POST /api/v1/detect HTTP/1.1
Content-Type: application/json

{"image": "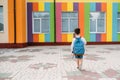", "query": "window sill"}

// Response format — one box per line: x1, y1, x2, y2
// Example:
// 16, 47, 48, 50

0, 31, 4, 33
